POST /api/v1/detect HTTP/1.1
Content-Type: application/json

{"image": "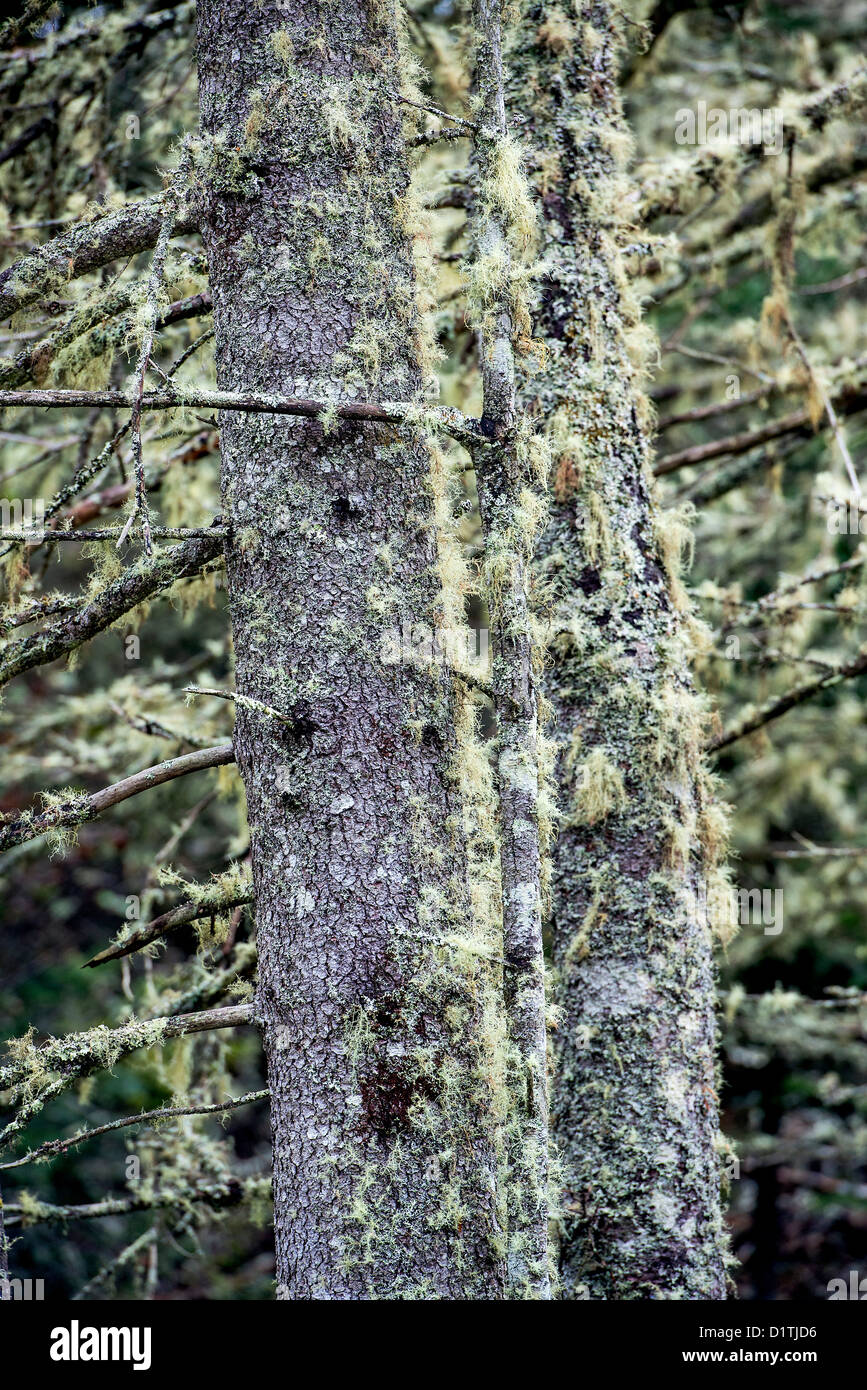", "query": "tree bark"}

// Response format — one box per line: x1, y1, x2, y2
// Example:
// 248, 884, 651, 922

510, 2, 728, 1298
197, 0, 505, 1299
469, 0, 550, 1298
